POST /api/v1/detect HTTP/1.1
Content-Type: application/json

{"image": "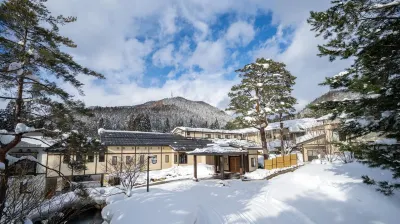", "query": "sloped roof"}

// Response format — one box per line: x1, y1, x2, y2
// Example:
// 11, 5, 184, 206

99, 130, 211, 151
295, 131, 325, 145
187, 143, 248, 155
